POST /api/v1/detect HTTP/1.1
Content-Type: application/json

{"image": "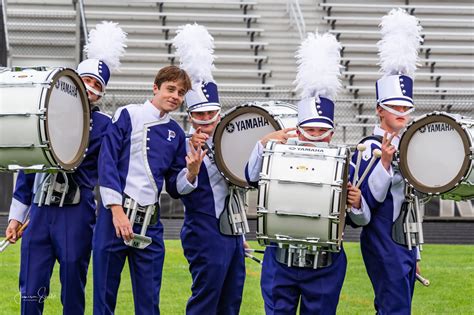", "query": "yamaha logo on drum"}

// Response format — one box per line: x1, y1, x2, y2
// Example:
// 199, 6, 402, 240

419, 123, 454, 133
295, 147, 324, 153
229, 117, 270, 133
55, 79, 78, 98
225, 123, 235, 133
